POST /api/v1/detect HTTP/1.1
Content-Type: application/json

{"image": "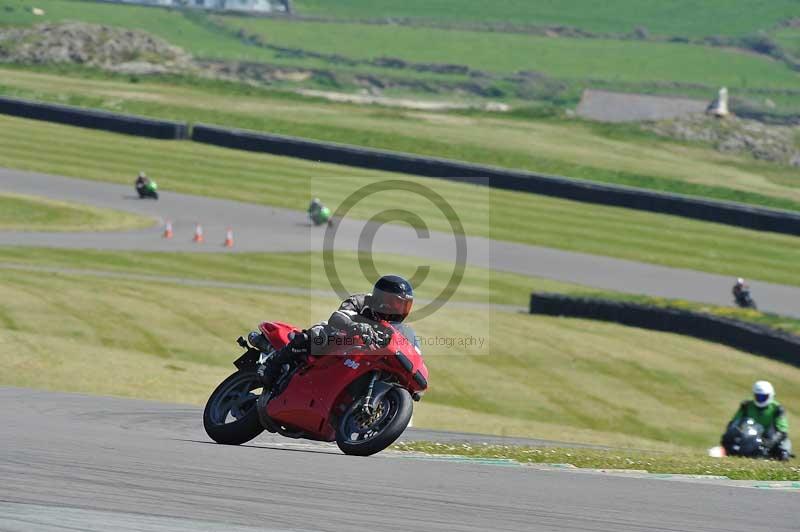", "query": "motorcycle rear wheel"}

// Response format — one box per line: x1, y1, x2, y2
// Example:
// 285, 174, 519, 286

203, 370, 264, 445
336, 387, 413, 456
